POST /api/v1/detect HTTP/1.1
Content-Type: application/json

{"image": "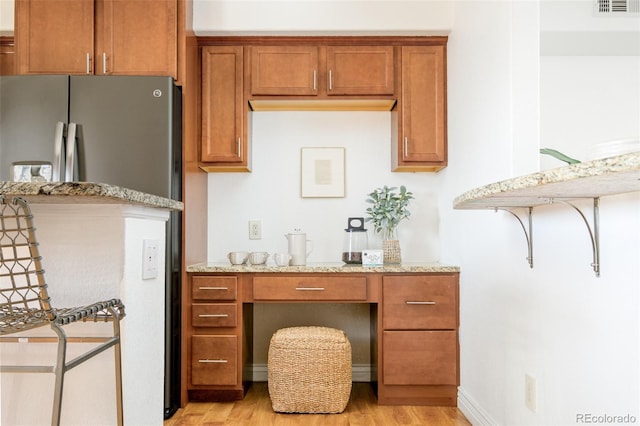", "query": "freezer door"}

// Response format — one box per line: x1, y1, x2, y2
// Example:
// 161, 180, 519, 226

68, 76, 178, 198
0, 75, 69, 181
